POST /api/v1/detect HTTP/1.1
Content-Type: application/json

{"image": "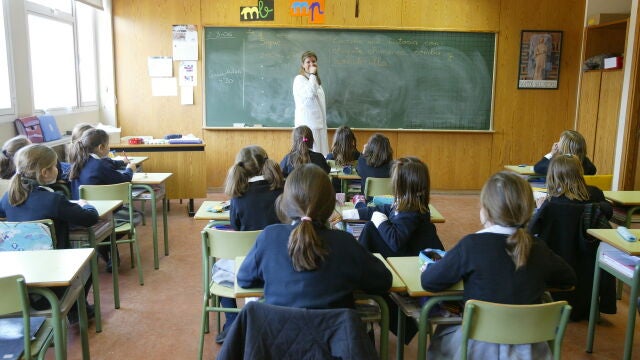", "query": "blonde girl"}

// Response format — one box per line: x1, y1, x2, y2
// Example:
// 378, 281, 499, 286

534, 130, 596, 175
